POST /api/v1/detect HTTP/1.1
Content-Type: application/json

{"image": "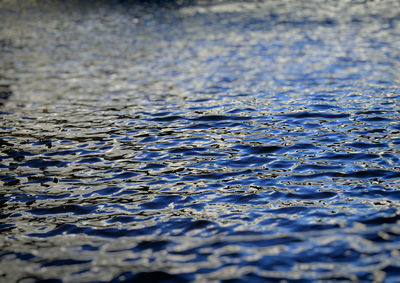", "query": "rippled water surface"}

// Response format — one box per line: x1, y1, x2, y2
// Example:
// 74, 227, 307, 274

1, 0, 400, 281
